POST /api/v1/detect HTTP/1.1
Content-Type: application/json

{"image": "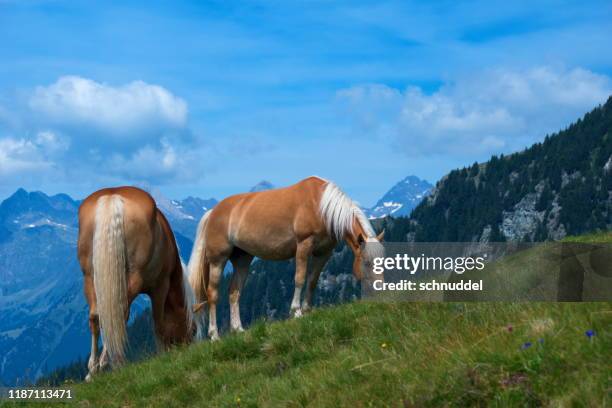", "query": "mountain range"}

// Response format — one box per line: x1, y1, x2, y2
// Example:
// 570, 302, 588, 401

365, 176, 432, 219
407, 96, 612, 242
249, 180, 275, 192
150, 192, 217, 252
0, 190, 87, 385
0, 176, 427, 385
